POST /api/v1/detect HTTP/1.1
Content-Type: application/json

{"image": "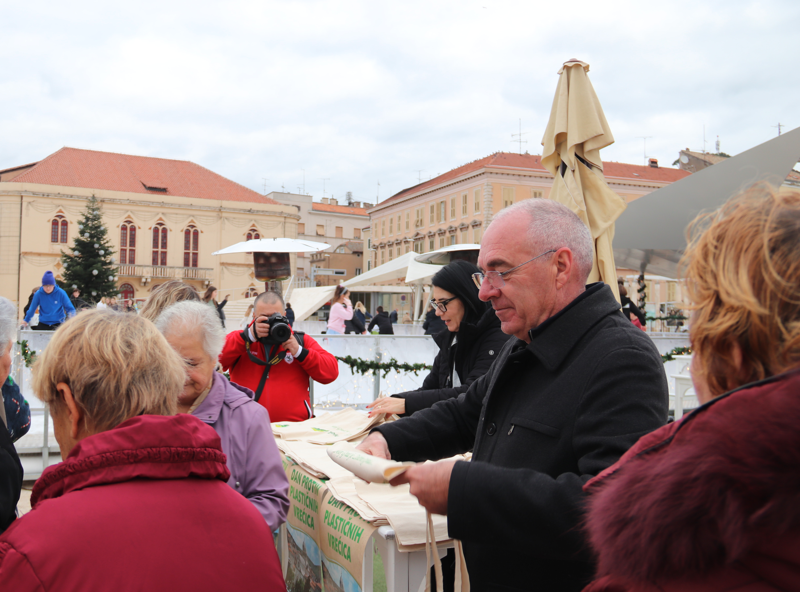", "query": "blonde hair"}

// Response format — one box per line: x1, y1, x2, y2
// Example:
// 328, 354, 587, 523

139, 280, 200, 322
31, 309, 183, 434
681, 184, 800, 398
355, 301, 366, 314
